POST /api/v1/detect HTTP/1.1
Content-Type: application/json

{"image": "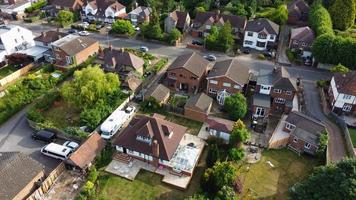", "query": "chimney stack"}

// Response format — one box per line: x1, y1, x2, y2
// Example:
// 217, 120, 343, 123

152, 140, 159, 167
